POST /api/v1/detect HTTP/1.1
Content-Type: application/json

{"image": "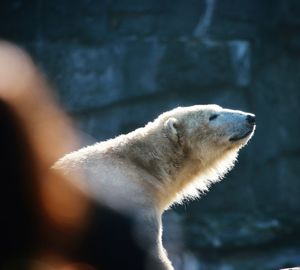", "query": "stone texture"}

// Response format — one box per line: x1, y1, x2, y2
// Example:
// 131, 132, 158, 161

208, 0, 280, 40
157, 40, 234, 91
109, 0, 205, 37
40, 0, 108, 42
0, 0, 39, 42
34, 38, 166, 111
